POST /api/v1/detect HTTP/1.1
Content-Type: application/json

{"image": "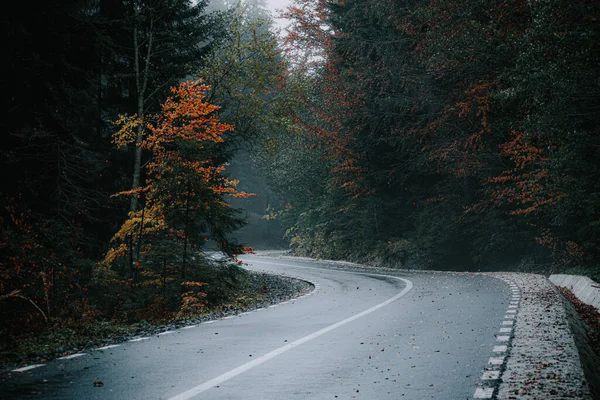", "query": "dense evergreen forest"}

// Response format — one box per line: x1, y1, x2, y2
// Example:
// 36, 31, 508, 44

1, 0, 599, 354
